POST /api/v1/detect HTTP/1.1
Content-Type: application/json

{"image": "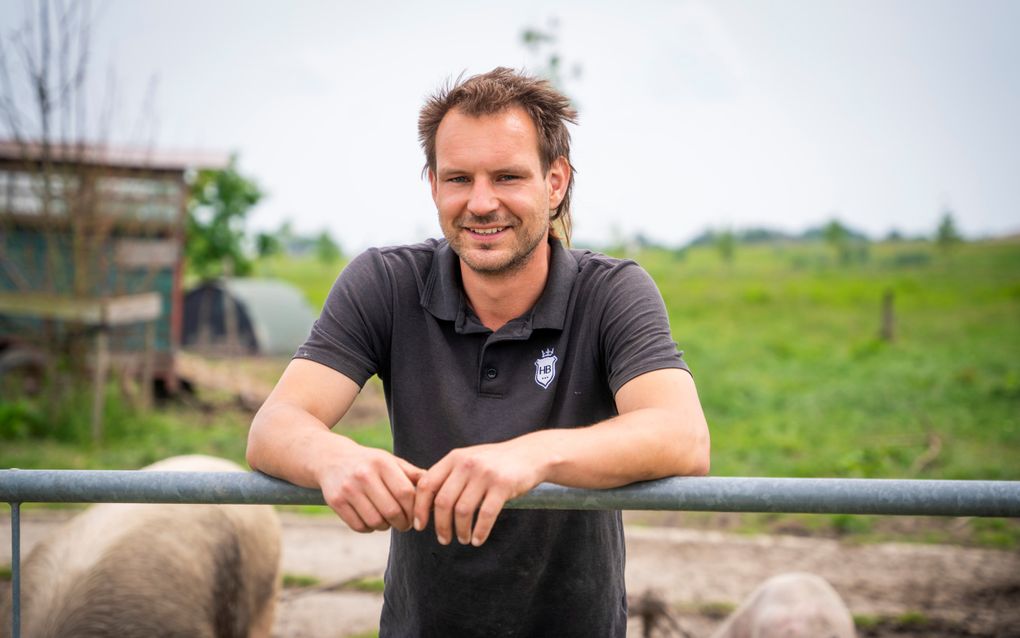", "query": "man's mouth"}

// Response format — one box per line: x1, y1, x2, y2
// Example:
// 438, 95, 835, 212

467, 227, 507, 236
